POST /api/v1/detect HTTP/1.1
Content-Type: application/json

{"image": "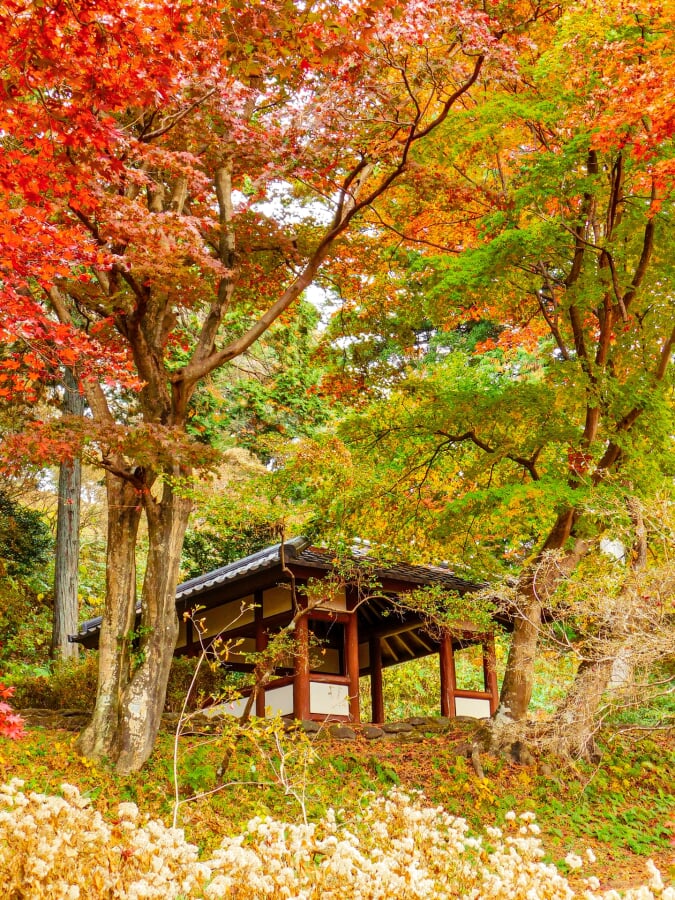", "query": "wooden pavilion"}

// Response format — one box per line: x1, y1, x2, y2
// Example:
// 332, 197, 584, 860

73, 537, 505, 723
